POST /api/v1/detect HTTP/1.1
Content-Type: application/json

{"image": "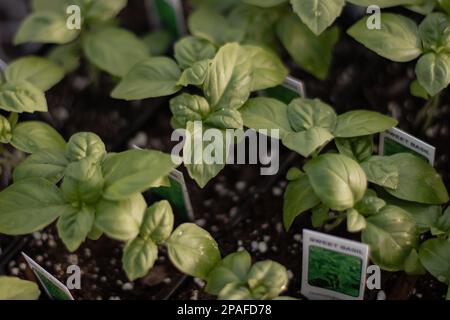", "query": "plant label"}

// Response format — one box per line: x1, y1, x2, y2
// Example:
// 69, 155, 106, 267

301, 229, 369, 300
379, 127, 435, 165
151, 0, 186, 37
22, 252, 74, 300
263, 75, 306, 103
151, 169, 195, 222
